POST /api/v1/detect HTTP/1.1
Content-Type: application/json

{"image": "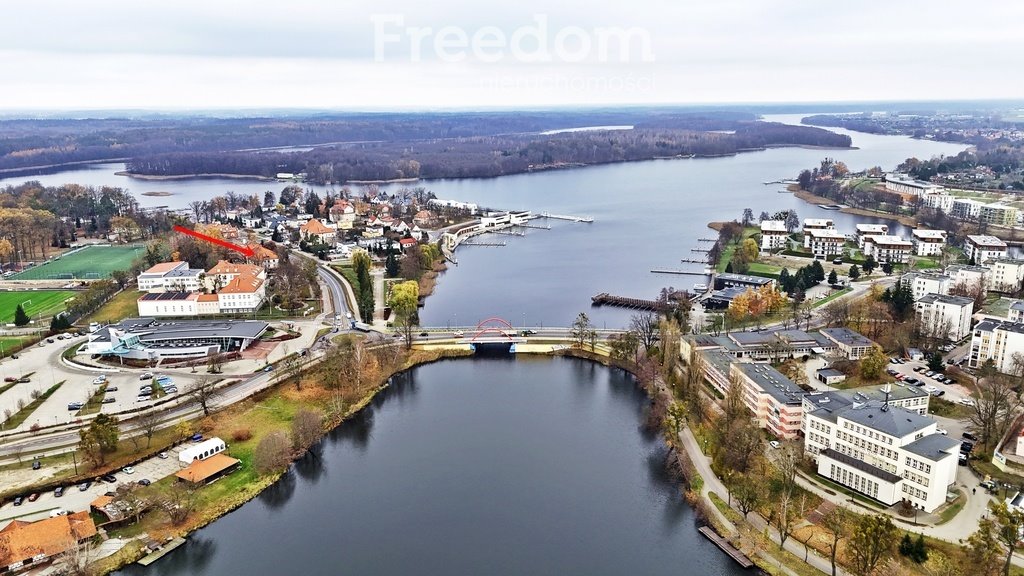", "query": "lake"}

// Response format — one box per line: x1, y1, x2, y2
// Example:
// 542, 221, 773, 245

115, 356, 746, 576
